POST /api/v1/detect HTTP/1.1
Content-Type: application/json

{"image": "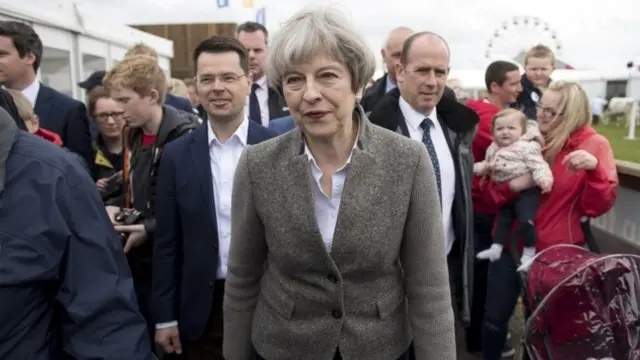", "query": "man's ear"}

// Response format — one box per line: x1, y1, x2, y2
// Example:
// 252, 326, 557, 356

395, 62, 405, 83
149, 89, 162, 105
